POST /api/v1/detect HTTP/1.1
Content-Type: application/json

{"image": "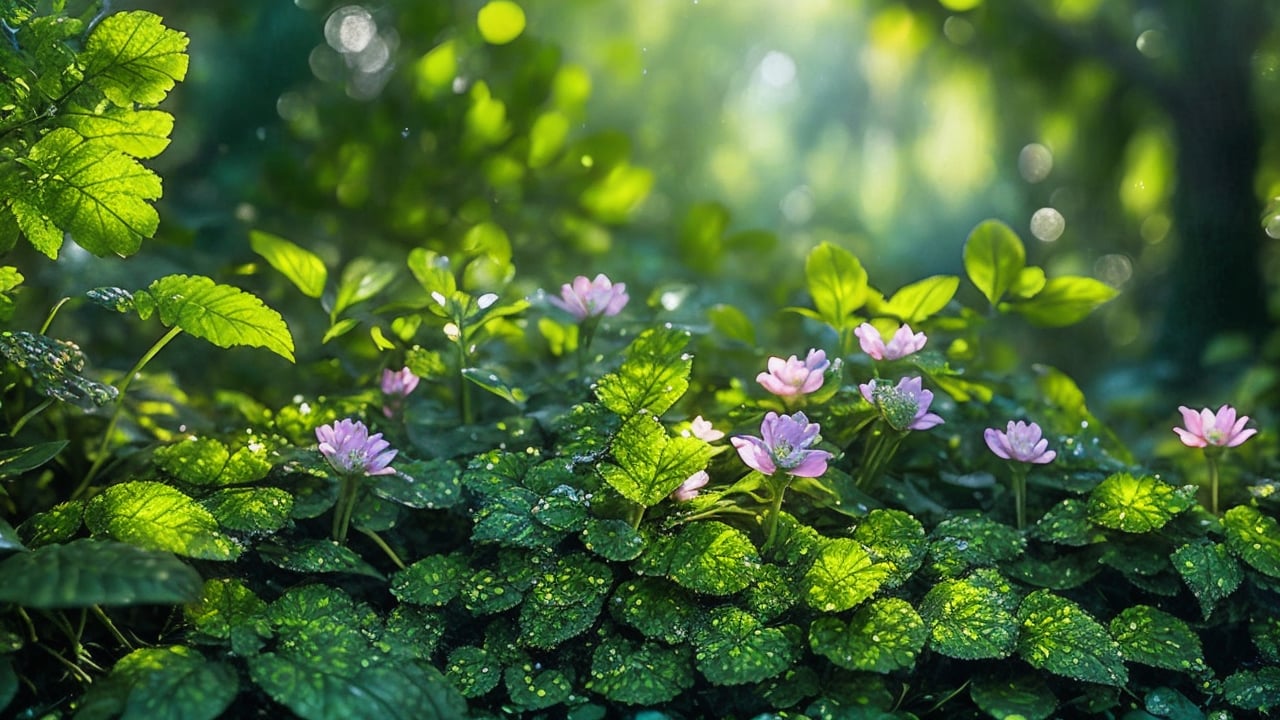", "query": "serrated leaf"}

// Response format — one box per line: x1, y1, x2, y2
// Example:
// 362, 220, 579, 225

1110, 605, 1208, 675
250, 230, 327, 298
964, 220, 1025, 307
472, 486, 562, 549
445, 646, 499, 698
0, 538, 200, 608
1224, 505, 1280, 579
0, 330, 119, 408
1223, 667, 1280, 714
0, 440, 67, 480
111, 646, 238, 720
81, 11, 189, 106
610, 578, 698, 644
1007, 550, 1103, 590
1087, 473, 1194, 532
201, 487, 293, 534
1015, 590, 1128, 687
87, 286, 137, 312
927, 514, 1026, 577
853, 508, 926, 588
85, 481, 240, 560
258, 538, 383, 579
806, 241, 868, 327
135, 275, 294, 361
459, 567, 524, 615
595, 327, 692, 416
600, 414, 710, 507
504, 662, 573, 711
694, 607, 800, 685
9, 195, 63, 257
519, 554, 610, 649
970, 673, 1057, 720
803, 537, 891, 612
1032, 499, 1106, 546
809, 597, 927, 673
919, 577, 1018, 660
882, 275, 959, 323
392, 553, 468, 607
588, 635, 693, 706
1253, 616, 1280, 664
643, 521, 760, 596
184, 578, 266, 640
382, 606, 445, 661
374, 459, 463, 509
56, 106, 174, 158
581, 518, 646, 561
1012, 275, 1119, 327
16, 501, 83, 547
